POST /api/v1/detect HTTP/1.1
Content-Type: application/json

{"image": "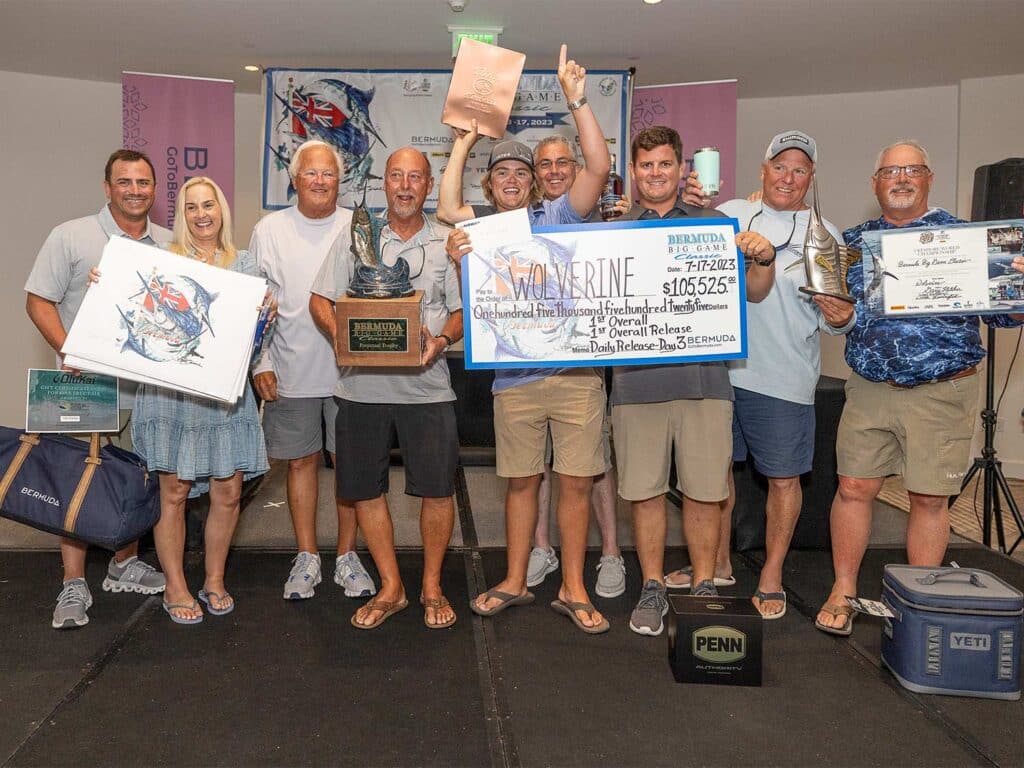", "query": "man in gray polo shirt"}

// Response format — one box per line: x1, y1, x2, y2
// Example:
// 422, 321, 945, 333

612, 127, 776, 637
310, 147, 463, 630
25, 148, 169, 629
